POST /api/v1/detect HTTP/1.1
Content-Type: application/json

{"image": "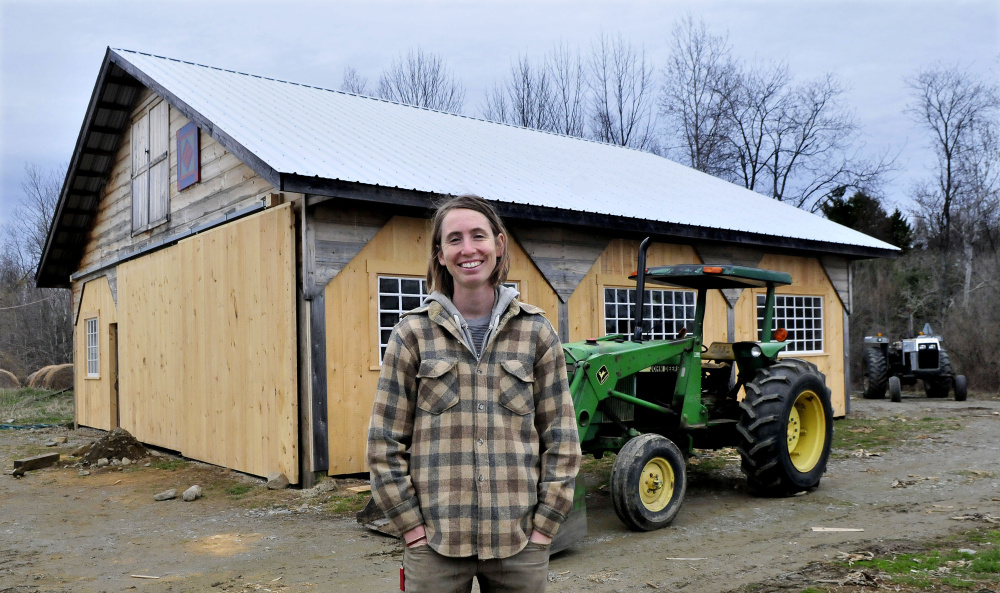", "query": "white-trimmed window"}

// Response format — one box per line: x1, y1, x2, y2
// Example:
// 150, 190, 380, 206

85, 317, 99, 377
604, 287, 696, 340
131, 100, 170, 232
376, 276, 519, 361
757, 294, 823, 353
378, 276, 430, 360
